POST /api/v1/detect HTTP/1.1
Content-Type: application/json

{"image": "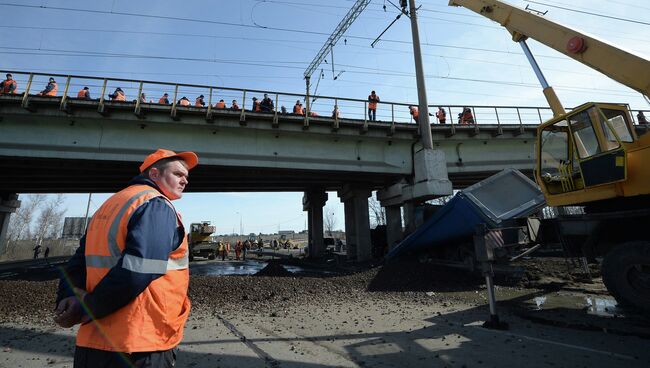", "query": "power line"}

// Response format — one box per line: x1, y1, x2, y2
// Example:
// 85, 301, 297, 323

526, 0, 650, 26
0, 2, 565, 59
